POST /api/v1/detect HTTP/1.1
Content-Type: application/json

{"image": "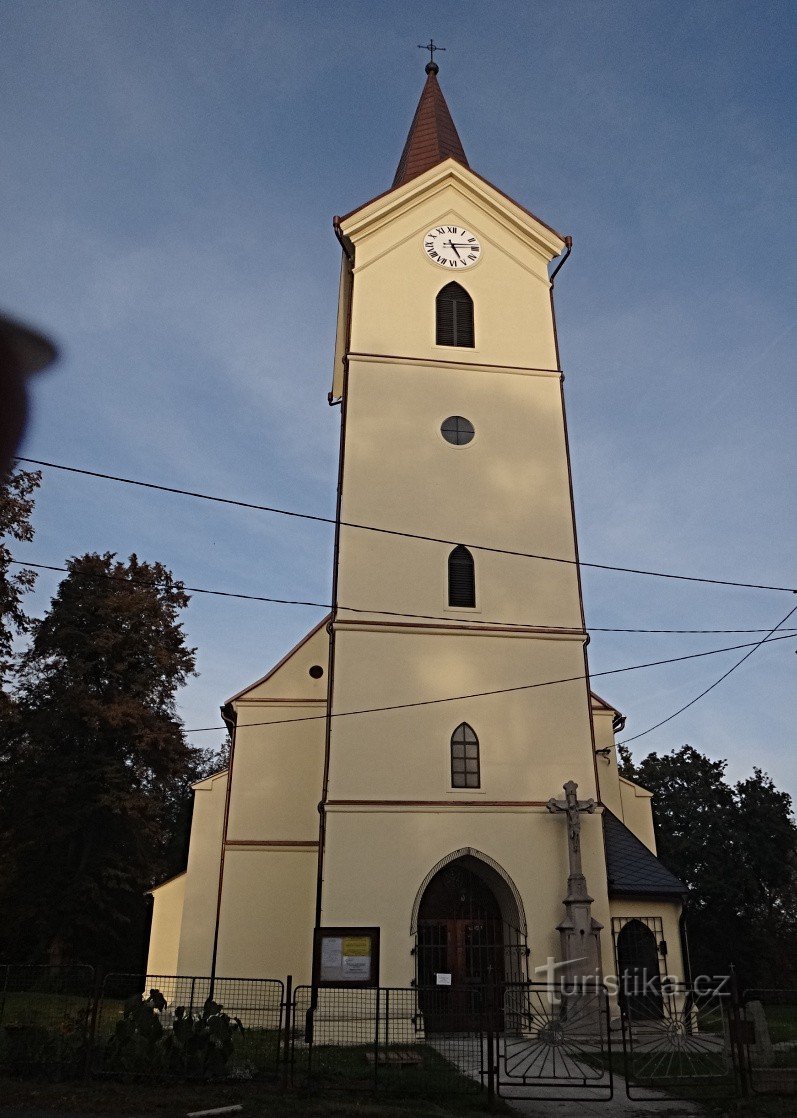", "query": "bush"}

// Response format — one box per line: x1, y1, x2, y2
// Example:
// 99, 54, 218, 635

104, 988, 243, 1078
